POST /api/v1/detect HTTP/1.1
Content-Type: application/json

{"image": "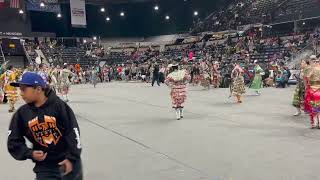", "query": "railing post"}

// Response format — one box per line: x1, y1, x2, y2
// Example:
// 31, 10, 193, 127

0, 42, 6, 63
